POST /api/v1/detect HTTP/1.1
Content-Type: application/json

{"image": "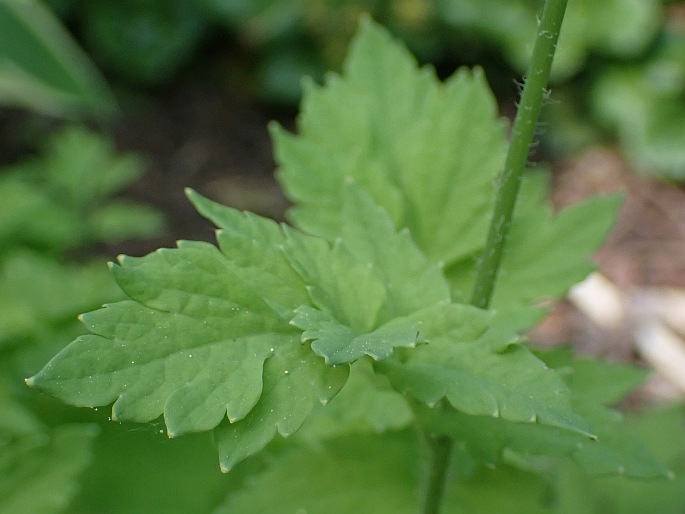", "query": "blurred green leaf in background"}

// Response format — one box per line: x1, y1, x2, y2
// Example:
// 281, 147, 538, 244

0, 0, 116, 118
